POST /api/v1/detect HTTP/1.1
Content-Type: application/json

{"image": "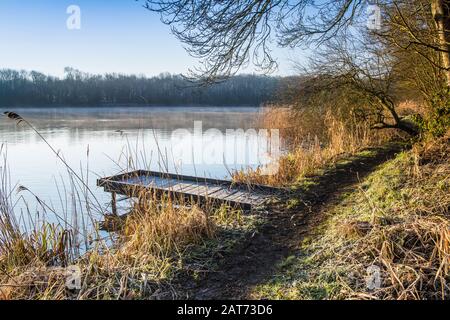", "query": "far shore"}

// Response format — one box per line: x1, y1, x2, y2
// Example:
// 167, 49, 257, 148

0, 104, 264, 109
